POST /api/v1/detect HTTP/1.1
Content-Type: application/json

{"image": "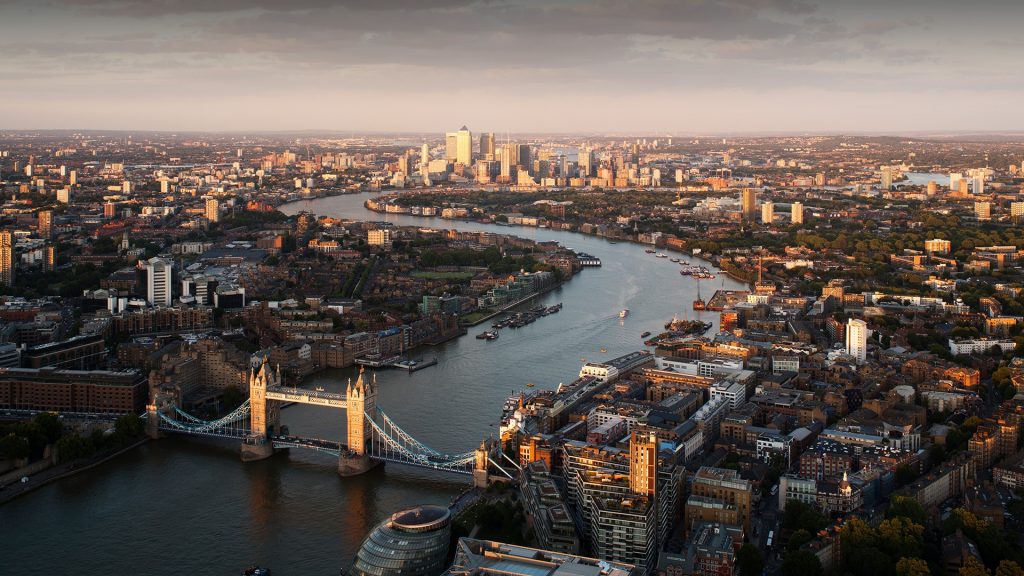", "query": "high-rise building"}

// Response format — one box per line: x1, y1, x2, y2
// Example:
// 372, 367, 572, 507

761, 202, 774, 224
1012, 202, 1024, 222
500, 146, 513, 179
880, 166, 893, 190
0, 230, 13, 287
445, 132, 458, 161
456, 126, 473, 166
973, 172, 985, 195
578, 146, 592, 177
43, 246, 55, 272
975, 201, 991, 221
57, 188, 71, 204
38, 210, 52, 238
122, 180, 131, 194
205, 198, 220, 223
104, 202, 116, 219
146, 257, 173, 307
480, 132, 495, 160
68, 170, 77, 186
420, 143, 430, 171
927, 181, 938, 195
740, 188, 757, 221
950, 172, 963, 192
791, 201, 804, 224
629, 431, 658, 497
846, 318, 868, 364
562, 440, 683, 573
